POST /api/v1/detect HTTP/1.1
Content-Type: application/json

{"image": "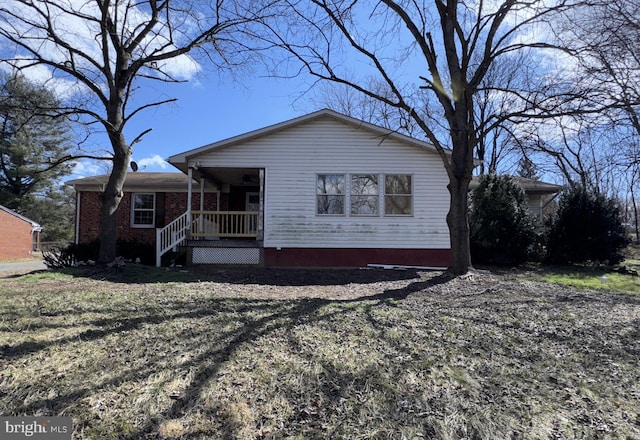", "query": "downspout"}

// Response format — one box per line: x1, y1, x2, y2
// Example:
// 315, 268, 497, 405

31, 224, 42, 252
75, 190, 81, 244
